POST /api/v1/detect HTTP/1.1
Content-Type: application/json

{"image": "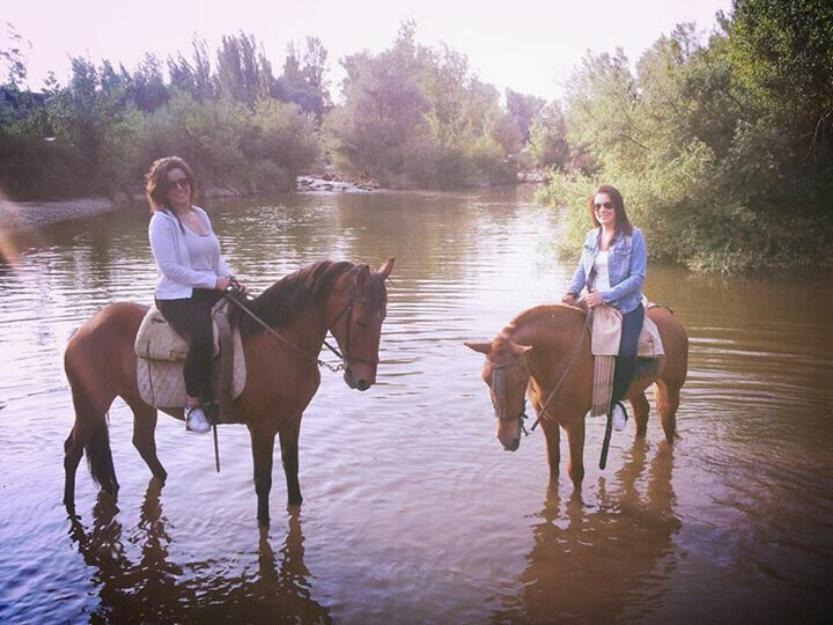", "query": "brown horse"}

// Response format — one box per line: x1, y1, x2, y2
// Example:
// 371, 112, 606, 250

465, 304, 688, 487
64, 258, 395, 524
